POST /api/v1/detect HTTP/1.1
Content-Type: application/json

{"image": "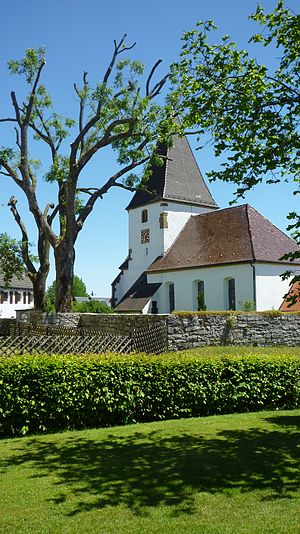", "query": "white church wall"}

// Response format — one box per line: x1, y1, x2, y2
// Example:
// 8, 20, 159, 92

147, 264, 254, 313
255, 263, 300, 311
114, 201, 215, 303
162, 202, 213, 252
